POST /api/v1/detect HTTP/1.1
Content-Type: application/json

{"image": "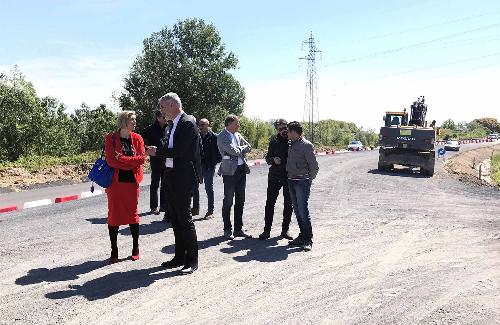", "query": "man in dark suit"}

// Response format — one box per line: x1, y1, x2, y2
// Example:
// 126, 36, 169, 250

147, 92, 202, 275
141, 110, 168, 216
